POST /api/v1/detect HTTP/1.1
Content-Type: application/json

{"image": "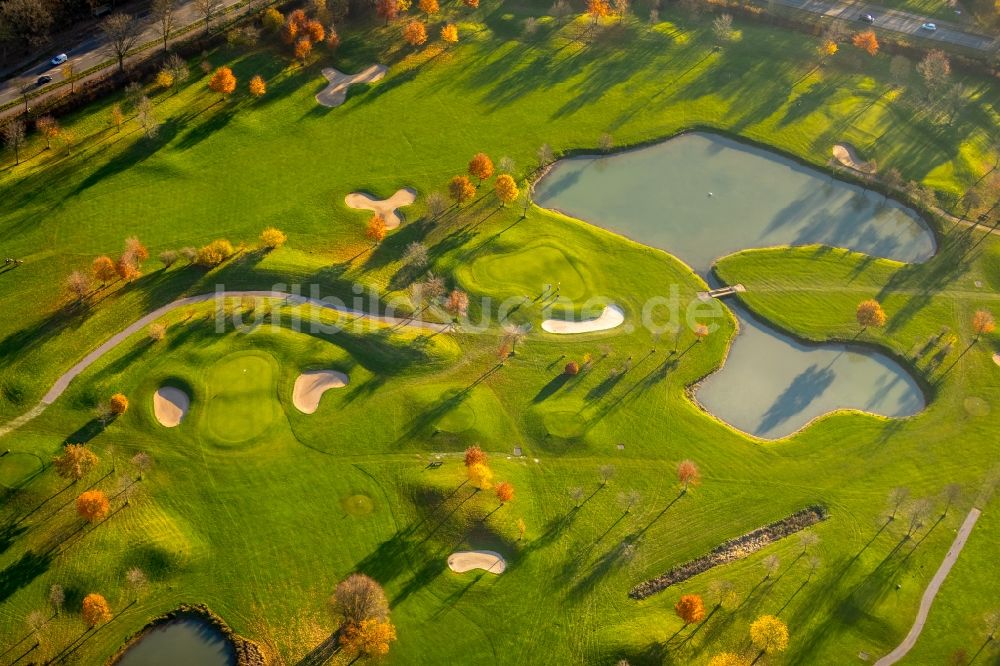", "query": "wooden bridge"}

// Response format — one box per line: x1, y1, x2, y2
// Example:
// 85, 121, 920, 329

697, 284, 746, 301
